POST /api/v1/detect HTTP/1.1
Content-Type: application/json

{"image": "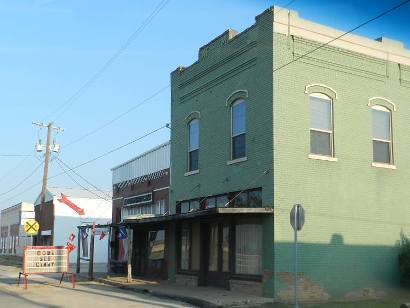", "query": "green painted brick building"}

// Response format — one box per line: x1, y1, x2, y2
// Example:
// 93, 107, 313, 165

168, 6, 410, 301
